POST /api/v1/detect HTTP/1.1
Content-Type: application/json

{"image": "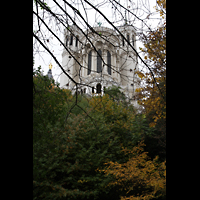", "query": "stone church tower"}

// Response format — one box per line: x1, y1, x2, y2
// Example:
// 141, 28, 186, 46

60, 24, 139, 108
